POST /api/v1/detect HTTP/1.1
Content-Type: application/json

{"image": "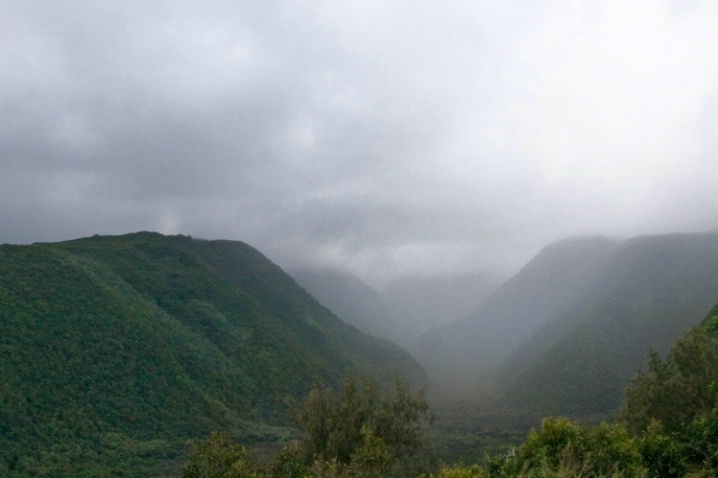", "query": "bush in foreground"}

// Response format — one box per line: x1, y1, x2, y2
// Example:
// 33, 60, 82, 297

181, 376, 433, 478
